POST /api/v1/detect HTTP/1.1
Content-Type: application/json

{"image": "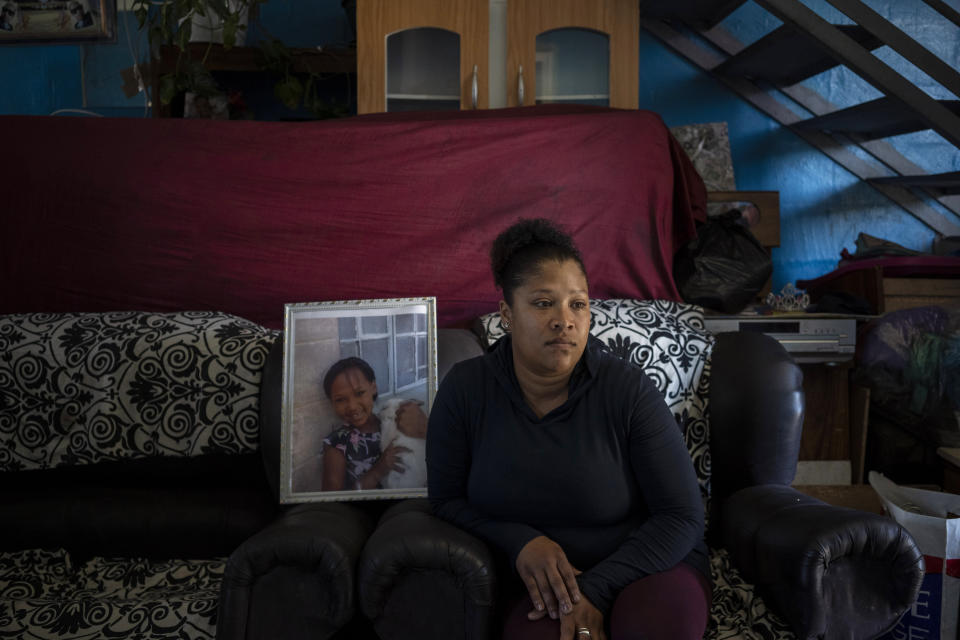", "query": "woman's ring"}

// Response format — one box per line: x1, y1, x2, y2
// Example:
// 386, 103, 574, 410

577, 629, 591, 637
